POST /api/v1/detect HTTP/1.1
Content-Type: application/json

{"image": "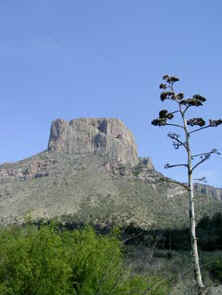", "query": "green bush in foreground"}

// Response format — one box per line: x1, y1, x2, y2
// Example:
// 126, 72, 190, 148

207, 256, 222, 283
0, 224, 170, 295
